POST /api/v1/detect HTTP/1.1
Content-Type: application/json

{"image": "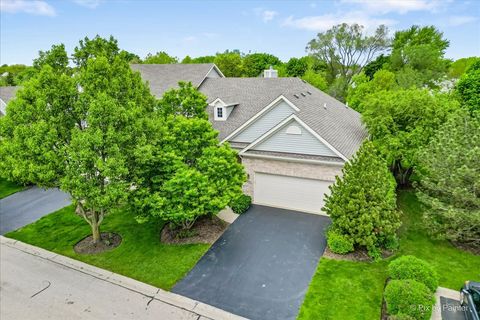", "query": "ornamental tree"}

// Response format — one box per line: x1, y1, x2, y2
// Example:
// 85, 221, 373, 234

322, 141, 400, 253
415, 111, 480, 248
361, 89, 459, 185
0, 38, 156, 244
130, 87, 246, 229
